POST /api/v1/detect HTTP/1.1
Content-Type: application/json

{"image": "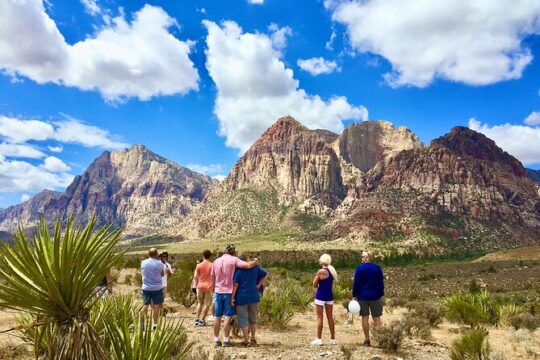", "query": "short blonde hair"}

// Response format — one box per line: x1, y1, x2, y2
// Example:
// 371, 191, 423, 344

362, 250, 374, 262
